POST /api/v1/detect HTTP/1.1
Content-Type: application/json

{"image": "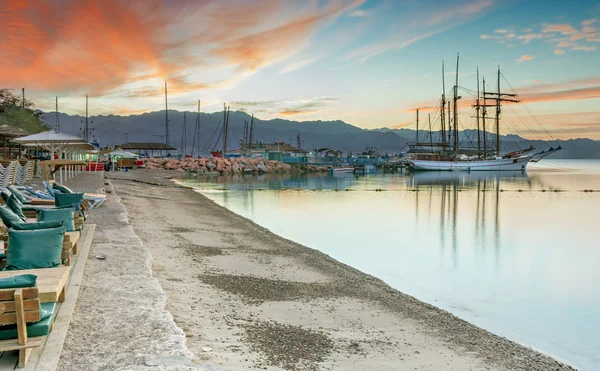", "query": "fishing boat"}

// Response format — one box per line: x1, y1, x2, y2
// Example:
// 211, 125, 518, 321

406, 54, 561, 172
